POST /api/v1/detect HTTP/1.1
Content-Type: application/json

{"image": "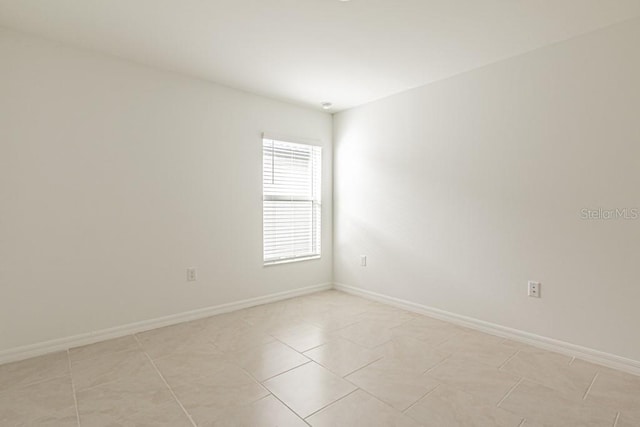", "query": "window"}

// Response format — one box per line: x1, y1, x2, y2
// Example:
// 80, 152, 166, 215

263, 137, 321, 264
